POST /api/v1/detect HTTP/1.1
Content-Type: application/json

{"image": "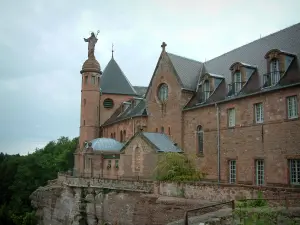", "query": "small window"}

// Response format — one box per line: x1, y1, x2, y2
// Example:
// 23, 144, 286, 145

255, 159, 264, 186
115, 160, 119, 169
254, 103, 264, 123
91, 76, 96, 84
168, 127, 171, 135
234, 71, 242, 93
228, 108, 236, 127
289, 159, 300, 185
123, 130, 126, 141
97, 77, 100, 84
120, 130, 123, 142
287, 96, 298, 119
84, 76, 88, 84
158, 83, 168, 102
270, 59, 280, 85
107, 160, 112, 169
103, 98, 114, 109
203, 80, 210, 101
197, 126, 203, 154
229, 160, 236, 184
